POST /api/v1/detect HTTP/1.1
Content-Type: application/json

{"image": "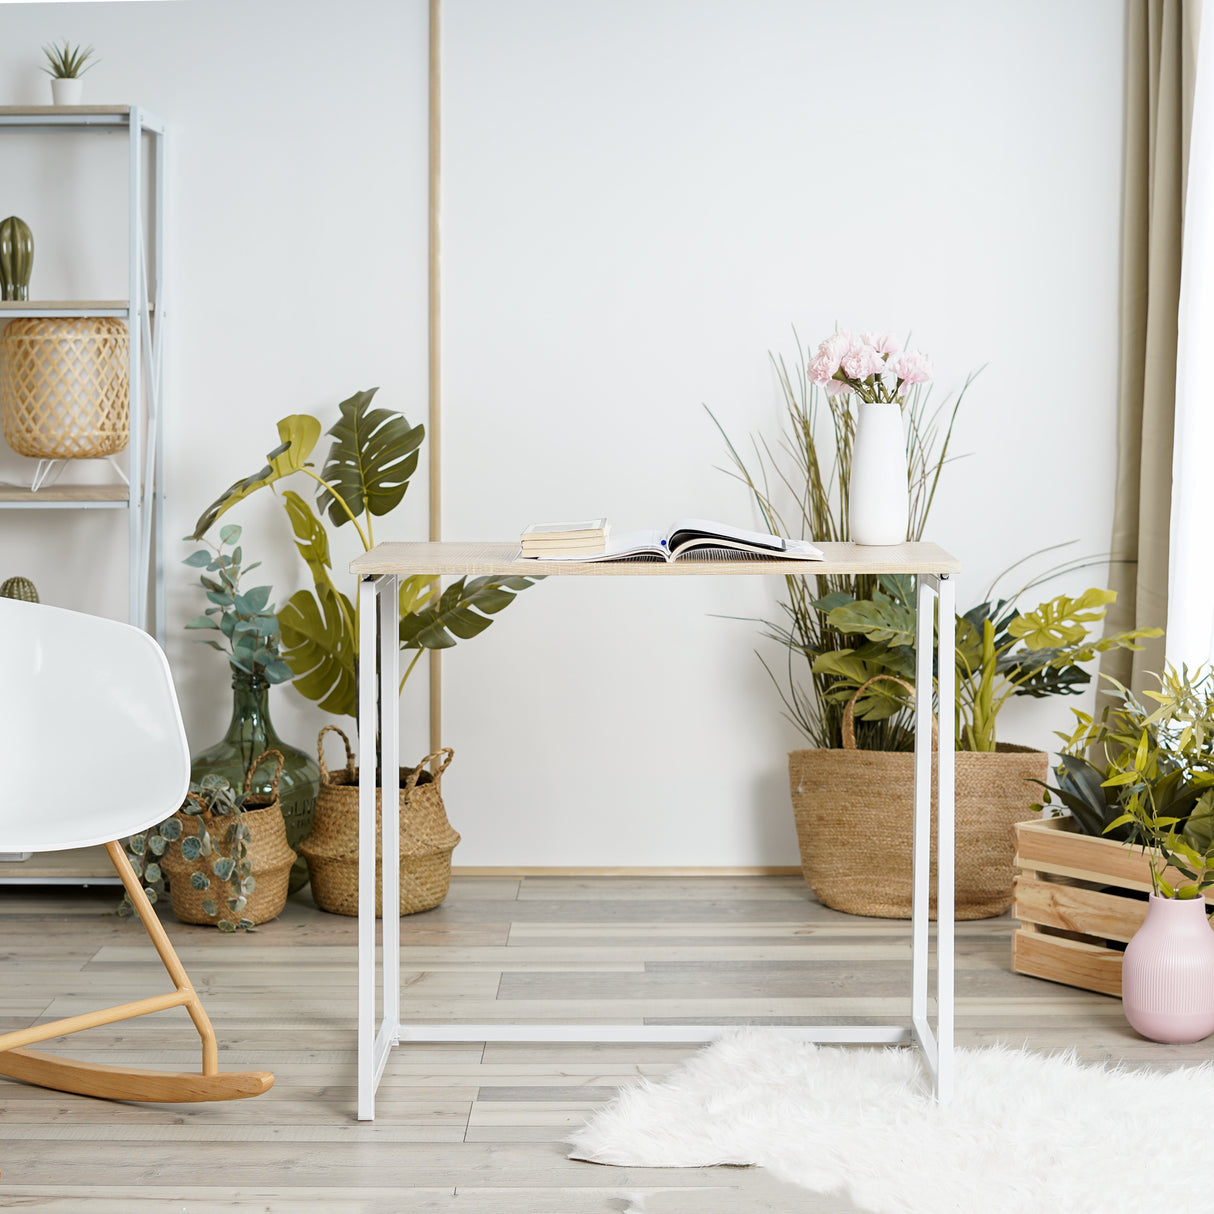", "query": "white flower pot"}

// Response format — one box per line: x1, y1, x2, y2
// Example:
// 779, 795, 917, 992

849, 400, 908, 545
50, 78, 84, 106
